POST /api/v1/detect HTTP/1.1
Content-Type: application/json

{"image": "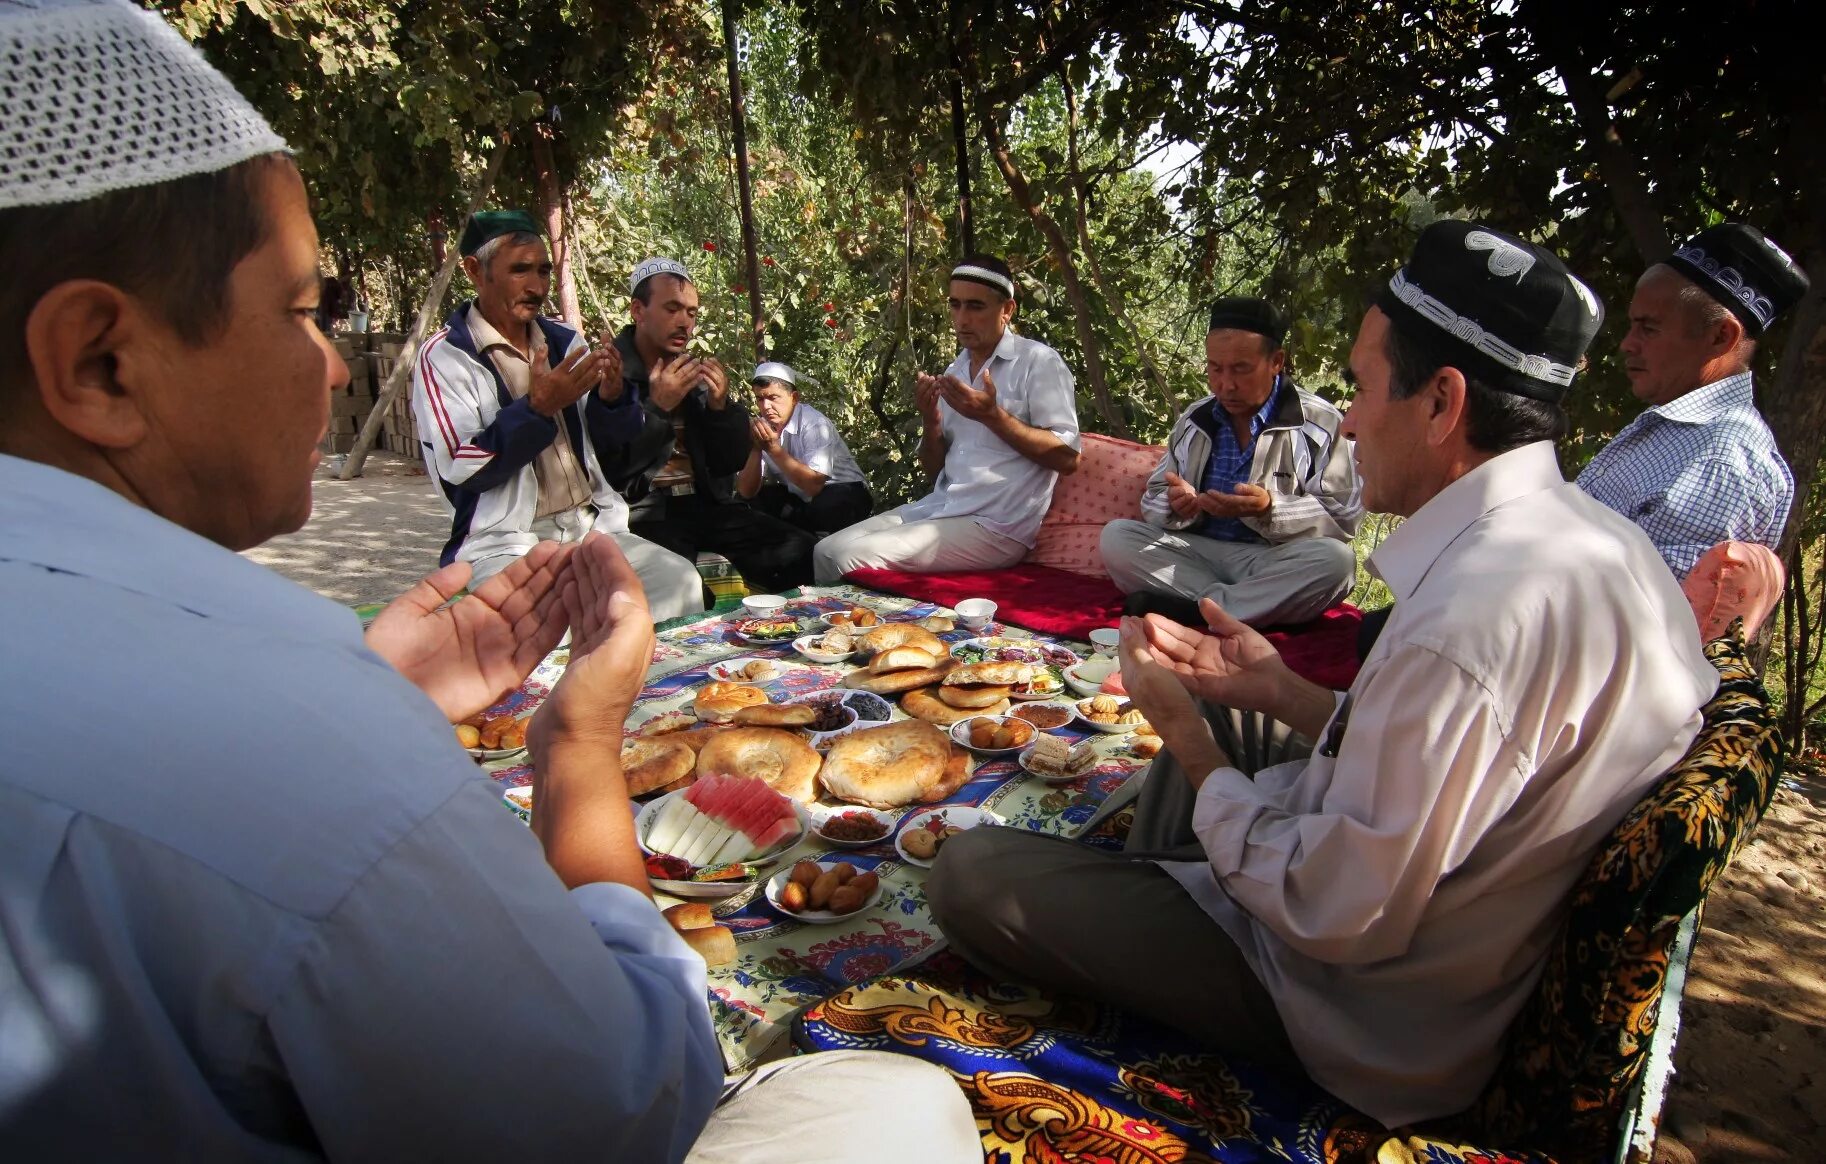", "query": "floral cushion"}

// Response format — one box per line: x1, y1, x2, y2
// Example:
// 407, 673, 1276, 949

798, 626, 1781, 1164
1027, 432, 1163, 578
